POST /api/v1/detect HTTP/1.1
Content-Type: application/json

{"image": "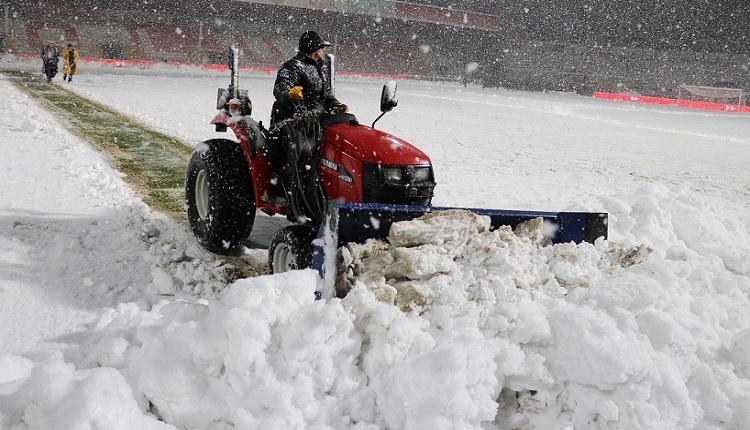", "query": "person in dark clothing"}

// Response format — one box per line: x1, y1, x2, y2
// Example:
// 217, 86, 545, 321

41, 43, 59, 83
270, 30, 348, 126
270, 30, 350, 214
